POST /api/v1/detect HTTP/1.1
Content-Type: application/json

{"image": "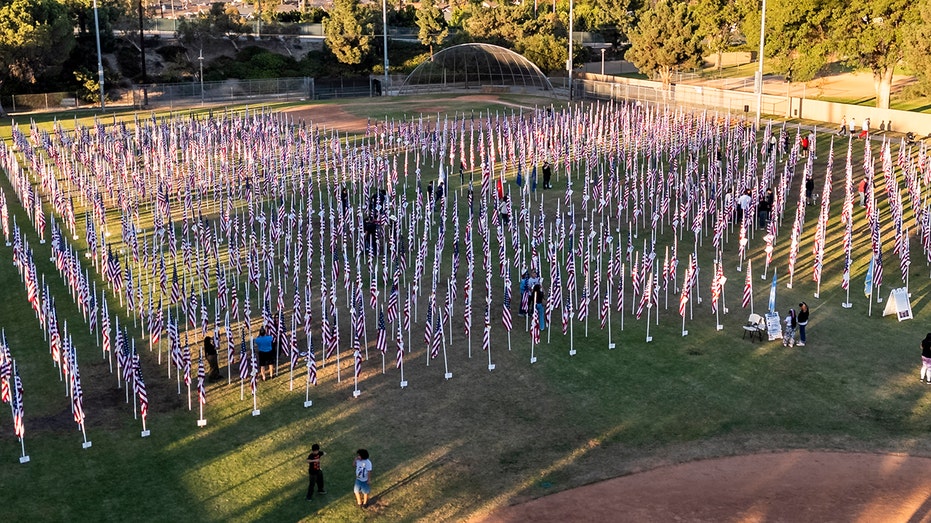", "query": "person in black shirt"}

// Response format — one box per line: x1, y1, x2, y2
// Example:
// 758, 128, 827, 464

757, 194, 772, 229
203, 336, 222, 381
797, 302, 810, 346
305, 443, 327, 500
